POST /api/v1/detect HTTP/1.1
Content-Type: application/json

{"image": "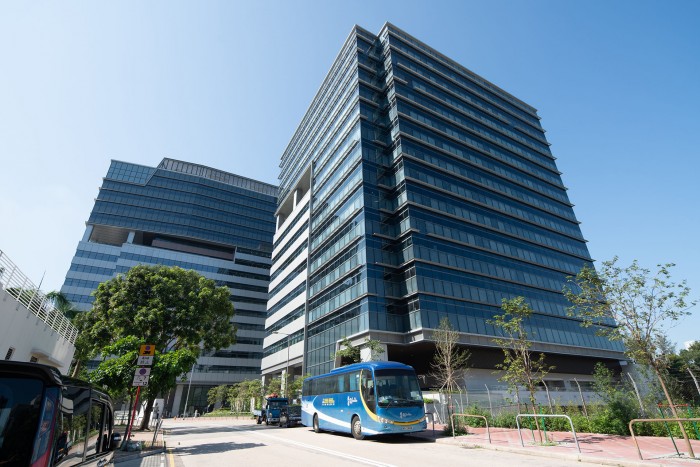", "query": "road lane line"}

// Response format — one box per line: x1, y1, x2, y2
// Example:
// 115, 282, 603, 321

232, 427, 396, 467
